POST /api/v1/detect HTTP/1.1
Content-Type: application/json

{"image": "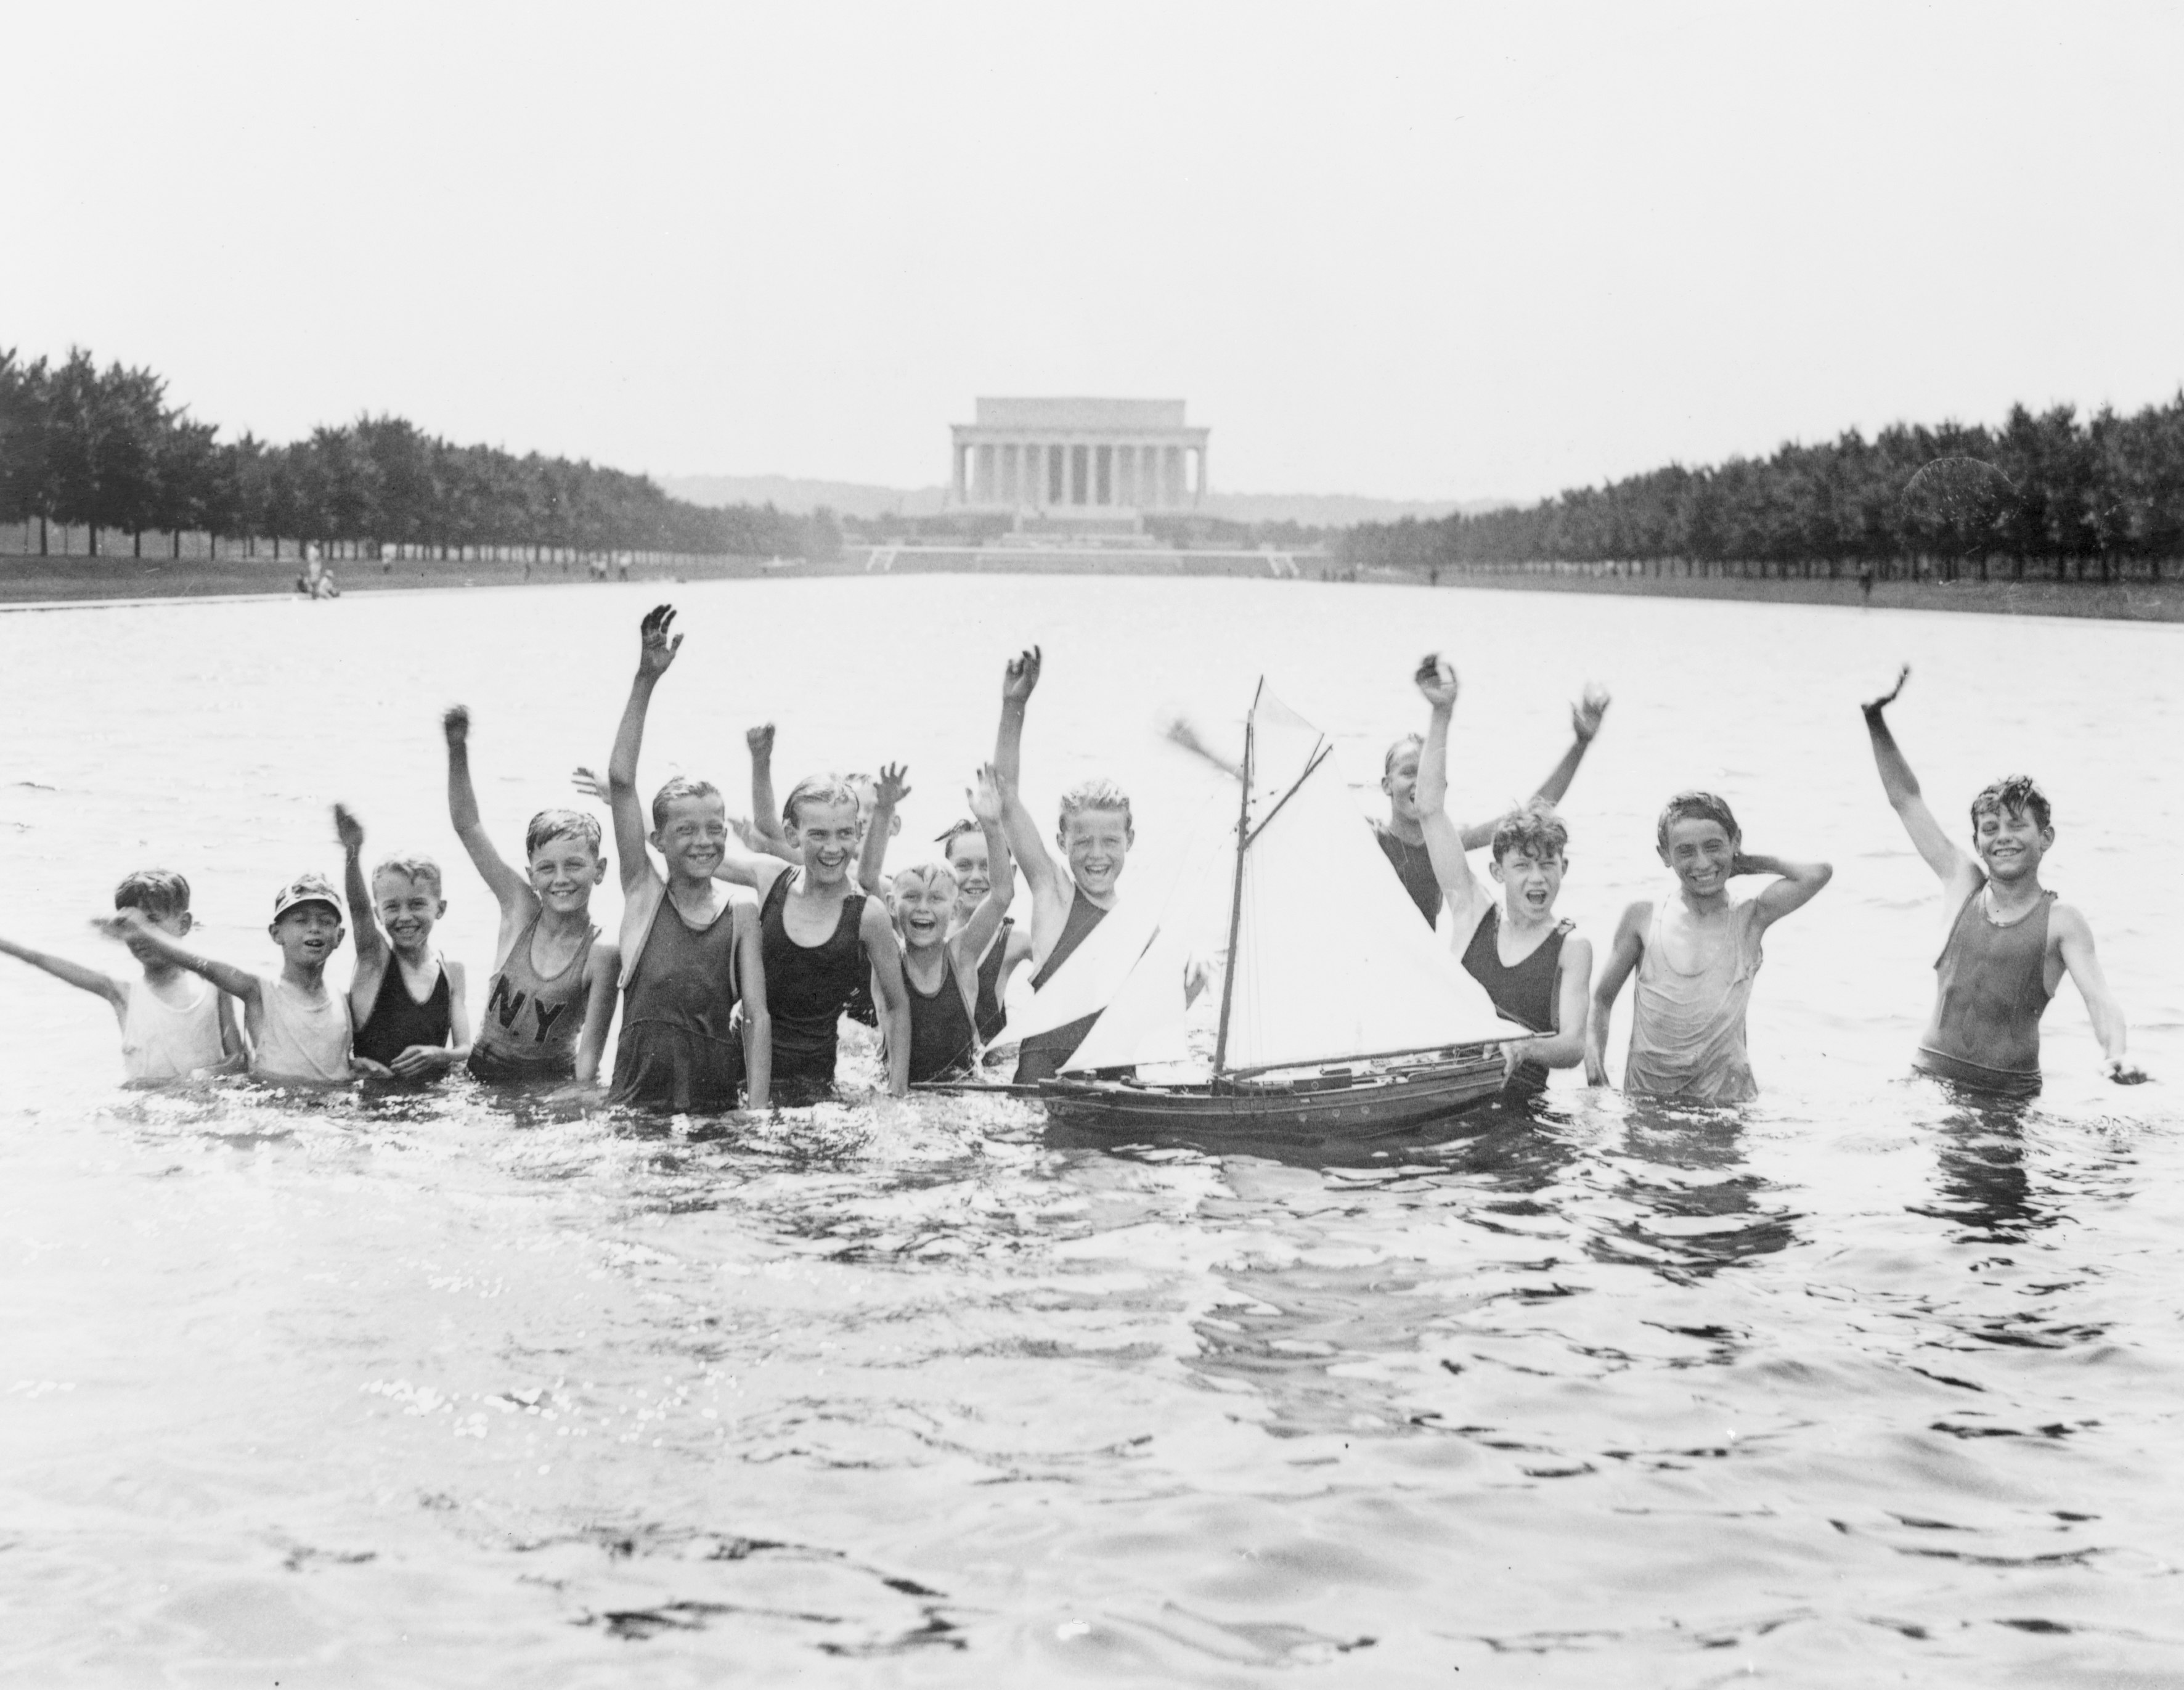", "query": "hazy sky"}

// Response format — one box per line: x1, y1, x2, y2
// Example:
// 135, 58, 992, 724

8, 3, 2182, 502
